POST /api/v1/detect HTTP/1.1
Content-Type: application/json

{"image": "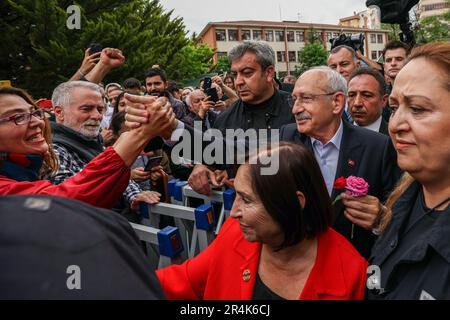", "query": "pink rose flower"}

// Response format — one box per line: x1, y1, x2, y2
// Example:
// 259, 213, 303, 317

345, 176, 369, 197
